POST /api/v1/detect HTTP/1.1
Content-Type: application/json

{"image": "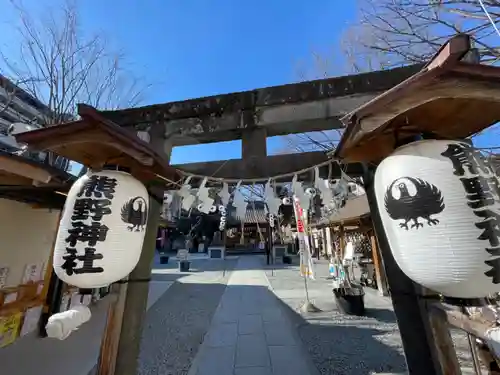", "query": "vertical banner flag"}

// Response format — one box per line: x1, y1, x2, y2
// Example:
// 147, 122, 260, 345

293, 195, 315, 280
